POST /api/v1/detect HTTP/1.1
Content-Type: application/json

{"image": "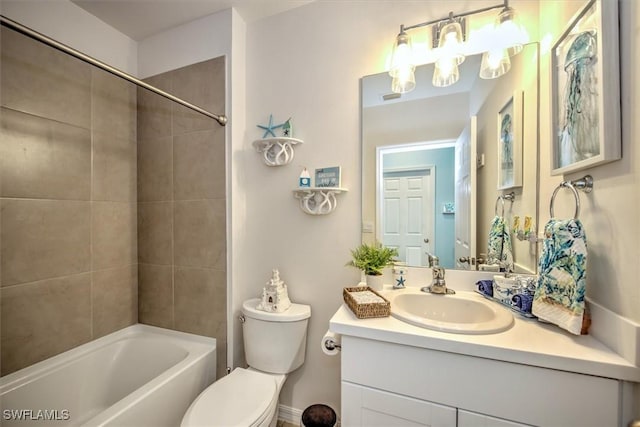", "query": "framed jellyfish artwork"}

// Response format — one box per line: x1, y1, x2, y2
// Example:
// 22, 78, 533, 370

551, 0, 620, 176
497, 91, 523, 190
